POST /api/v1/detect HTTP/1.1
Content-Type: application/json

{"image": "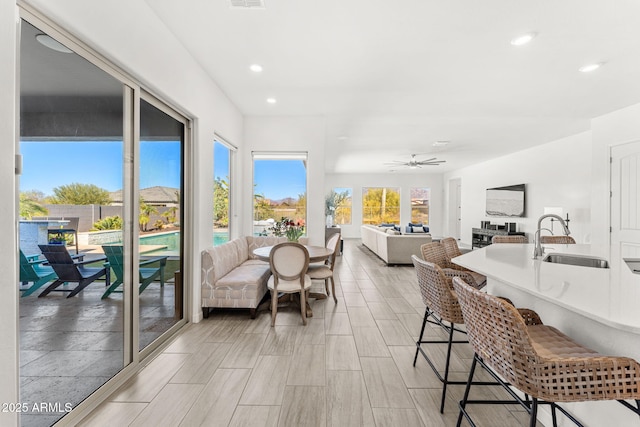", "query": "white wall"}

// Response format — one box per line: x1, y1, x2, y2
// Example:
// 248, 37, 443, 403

243, 116, 326, 245
325, 173, 444, 238
1, 4, 19, 425
443, 131, 593, 246
590, 103, 640, 246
